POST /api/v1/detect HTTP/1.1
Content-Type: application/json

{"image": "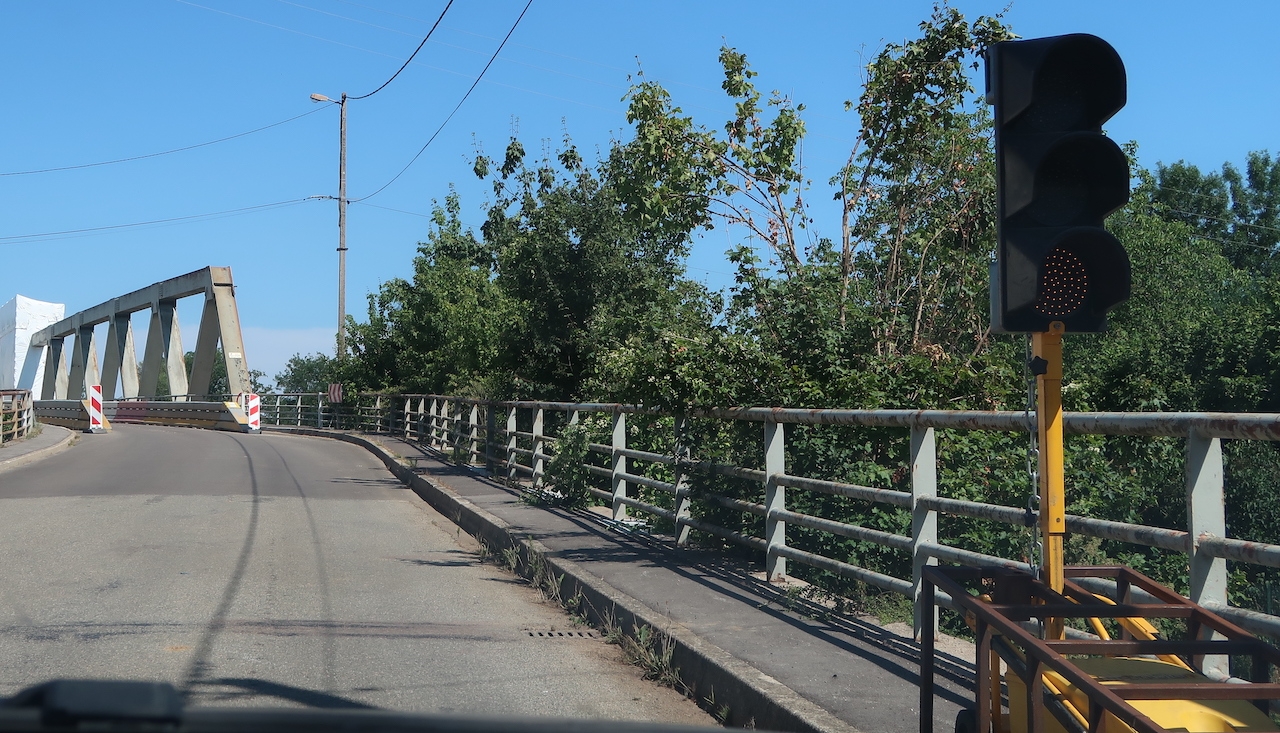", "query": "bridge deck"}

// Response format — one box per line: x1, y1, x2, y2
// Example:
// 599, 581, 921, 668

383, 436, 977, 733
